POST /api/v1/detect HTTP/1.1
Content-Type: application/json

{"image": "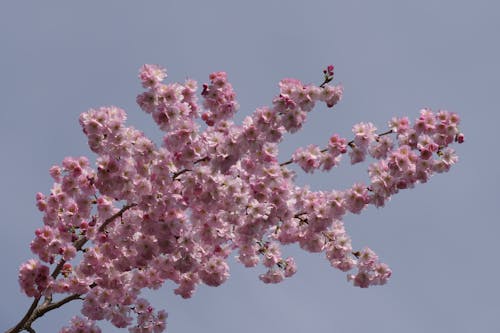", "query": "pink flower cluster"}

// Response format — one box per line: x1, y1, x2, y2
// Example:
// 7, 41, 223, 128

201, 71, 239, 126
15, 64, 463, 333
347, 248, 392, 288
290, 109, 463, 209
60, 316, 101, 333
368, 110, 462, 207
18, 259, 52, 297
